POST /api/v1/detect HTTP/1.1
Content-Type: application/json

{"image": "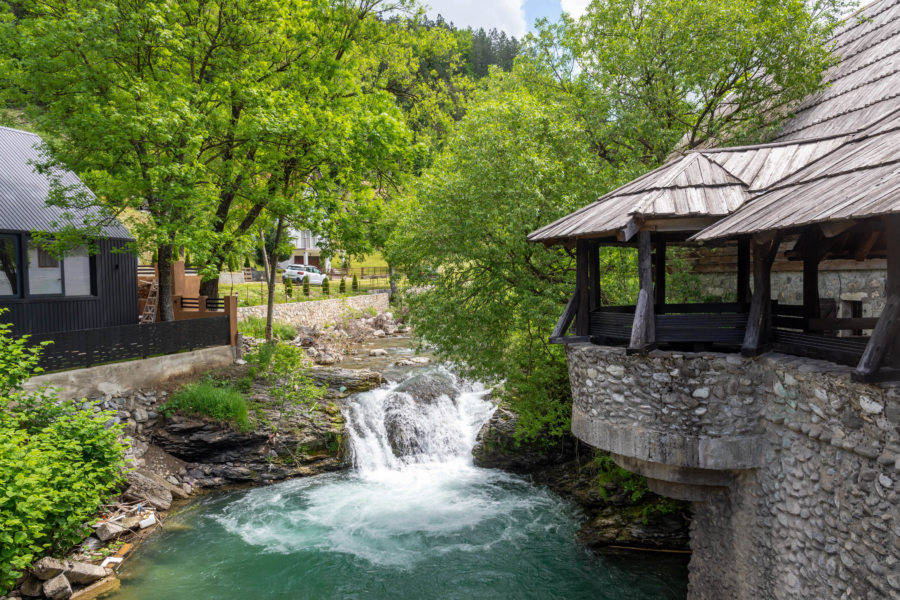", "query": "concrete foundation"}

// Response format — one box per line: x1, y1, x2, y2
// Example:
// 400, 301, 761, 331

24, 346, 235, 400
